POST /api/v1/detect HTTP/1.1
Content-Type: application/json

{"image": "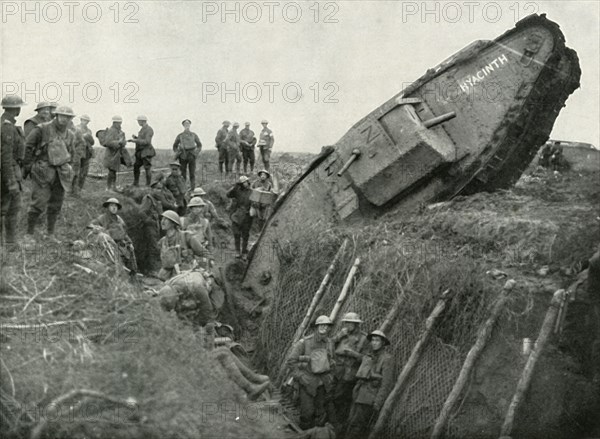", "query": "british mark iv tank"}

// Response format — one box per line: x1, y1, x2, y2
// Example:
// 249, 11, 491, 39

243, 14, 581, 298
